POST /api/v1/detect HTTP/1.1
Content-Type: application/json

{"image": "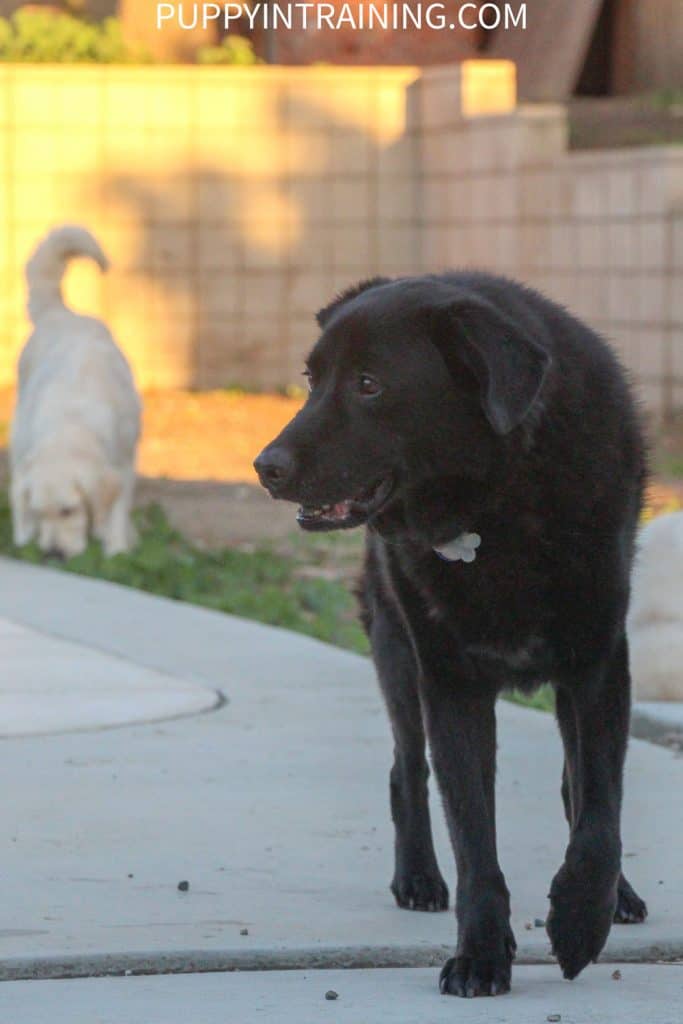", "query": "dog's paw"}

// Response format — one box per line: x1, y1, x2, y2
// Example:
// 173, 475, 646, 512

614, 874, 647, 924
547, 863, 617, 979
439, 948, 513, 997
439, 913, 515, 997
391, 869, 449, 912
